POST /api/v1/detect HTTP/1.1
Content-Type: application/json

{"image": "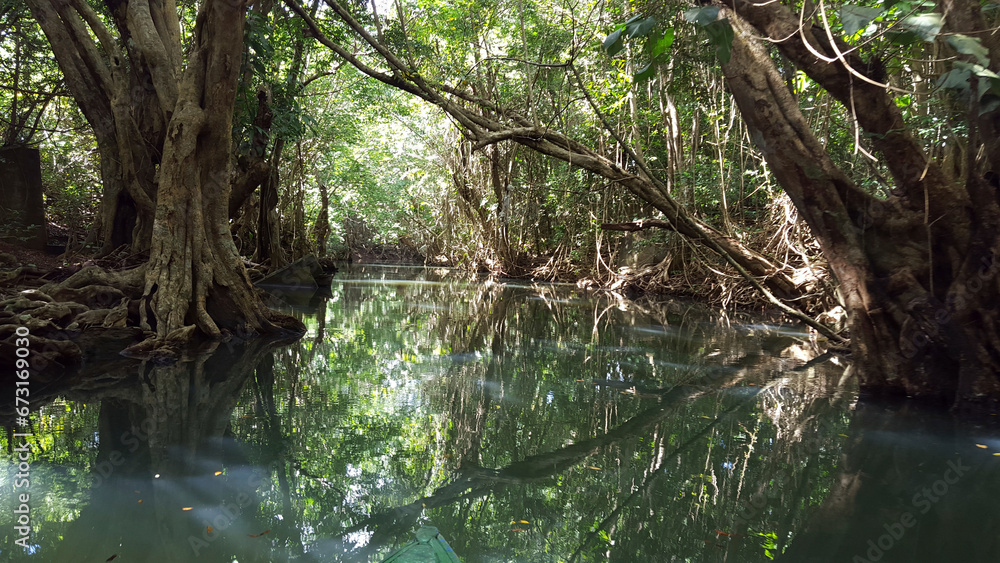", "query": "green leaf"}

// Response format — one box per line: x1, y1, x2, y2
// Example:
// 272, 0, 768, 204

937, 66, 972, 92
839, 5, 883, 36
628, 16, 658, 38
980, 95, 1000, 115
900, 13, 942, 42
603, 28, 624, 56
938, 62, 1000, 102
947, 34, 990, 66
634, 63, 656, 81
704, 19, 735, 64
624, 14, 644, 26
955, 60, 1000, 81
684, 6, 720, 26
650, 28, 675, 59
887, 30, 921, 45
